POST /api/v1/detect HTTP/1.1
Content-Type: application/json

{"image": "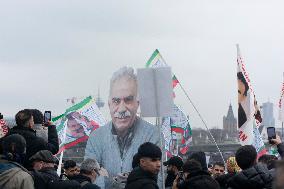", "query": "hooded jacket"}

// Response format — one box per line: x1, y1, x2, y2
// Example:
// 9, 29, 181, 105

227, 163, 273, 189
125, 167, 159, 189
72, 174, 101, 189
32, 167, 81, 189
181, 170, 220, 189
0, 157, 34, 189
215, 173, 235, 189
